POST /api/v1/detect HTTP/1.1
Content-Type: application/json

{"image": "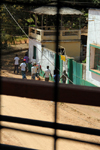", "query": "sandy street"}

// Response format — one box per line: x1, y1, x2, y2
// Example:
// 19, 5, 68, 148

1, 94, 100, 150
1, 44, 100, 150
